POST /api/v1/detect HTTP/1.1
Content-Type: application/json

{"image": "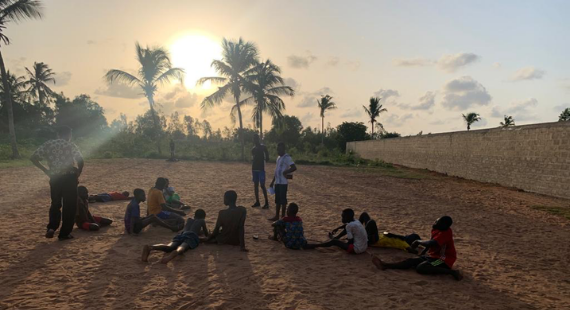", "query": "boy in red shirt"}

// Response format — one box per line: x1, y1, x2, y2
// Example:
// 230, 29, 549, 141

76, 186, 113, 231
371, 216, 463, 281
